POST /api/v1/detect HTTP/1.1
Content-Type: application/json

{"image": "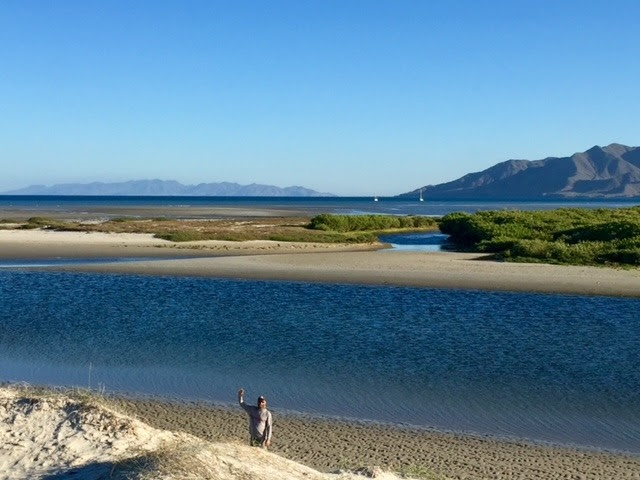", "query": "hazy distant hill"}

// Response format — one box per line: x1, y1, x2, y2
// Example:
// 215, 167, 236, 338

3, 180, 334, 197
399, 143, 640, 199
